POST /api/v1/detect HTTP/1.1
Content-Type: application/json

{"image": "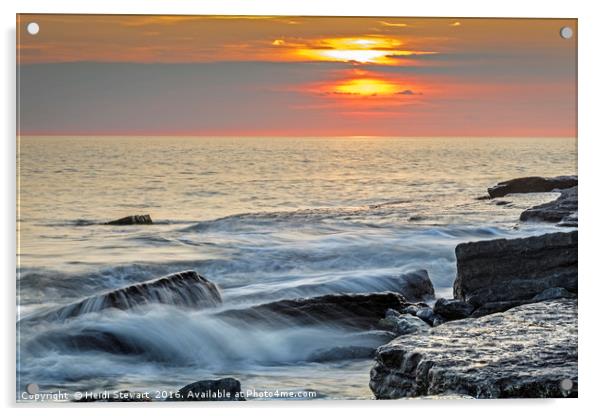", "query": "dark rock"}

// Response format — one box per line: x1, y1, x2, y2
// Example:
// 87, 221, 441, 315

559, 212, 578, 227
494, 200, 511, 206
433, 298, 474, 320
415, 307, 439, 326
453, 231, 577, 308
520, 186, 577, 226
471, 300, 529, 318
216, 292, 409, 330
487, 176, 577, 198
378, 309, 430, 335
174, 378, 245, 401
106, 214, 153, 225
41, 271, 222, 321
370, 299, 578, 399
397, 269, 434, 301
532, 287, 576, 302
400, 304, 427, 316
475, 195, 491, 200
42, 328, 147, 355
307, 346, 376, 362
